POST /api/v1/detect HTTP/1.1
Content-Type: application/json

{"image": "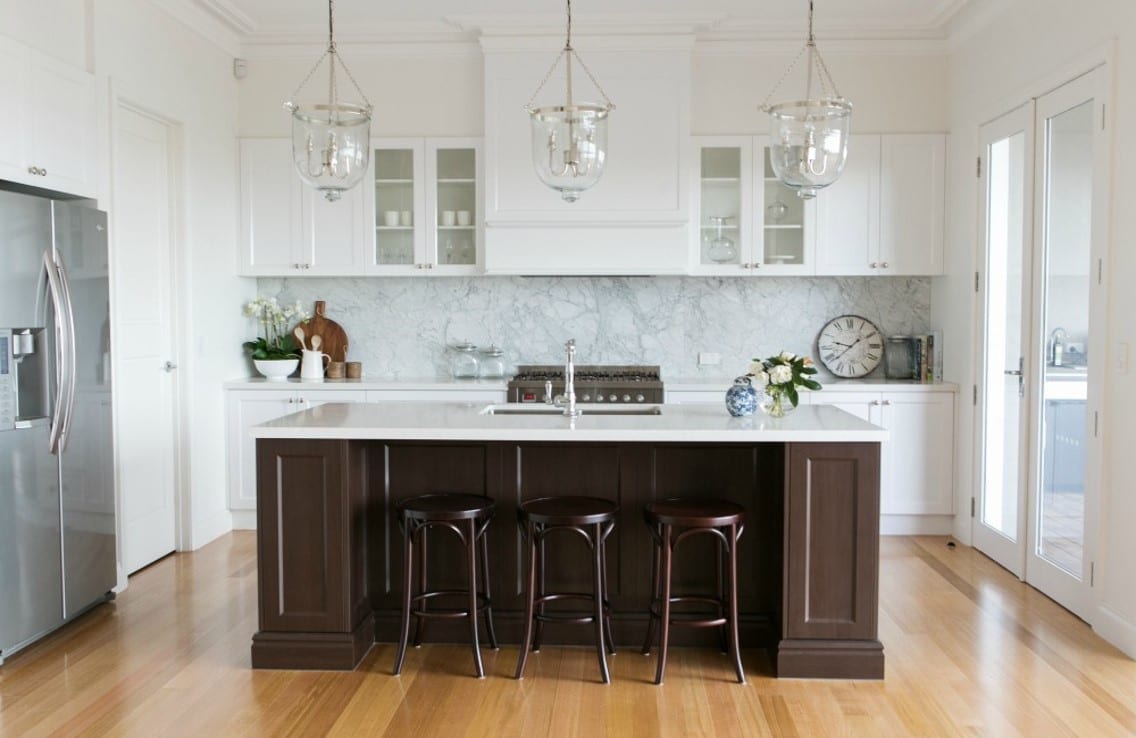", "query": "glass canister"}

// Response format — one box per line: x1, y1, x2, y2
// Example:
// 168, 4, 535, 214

450, 342, 480, 378
479, 344, 506, 378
